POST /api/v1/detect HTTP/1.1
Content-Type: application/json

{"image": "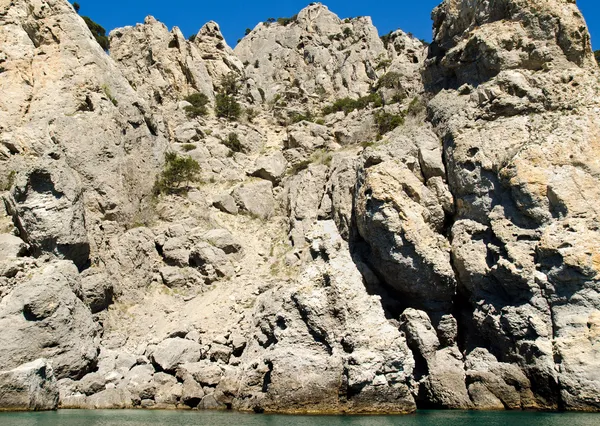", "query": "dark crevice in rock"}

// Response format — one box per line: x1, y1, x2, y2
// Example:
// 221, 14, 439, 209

168, 36, 180, 50
132, 102, 159, 136
178, 59, 198, 90
144, 116, 158, 136
349, 240, 406, 321
78, 95, 95, 112
261, 360, 273, 393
